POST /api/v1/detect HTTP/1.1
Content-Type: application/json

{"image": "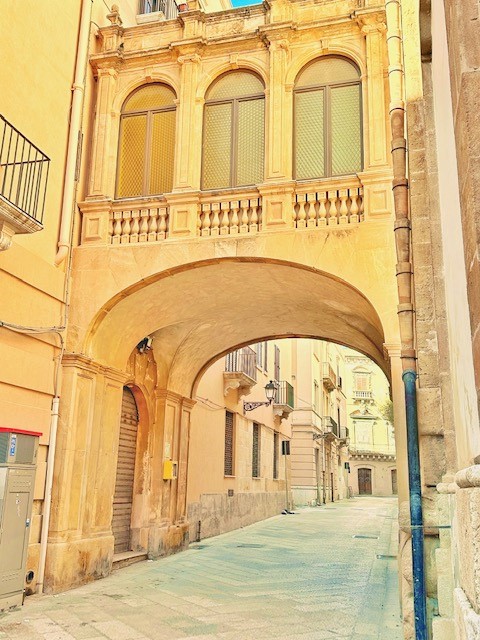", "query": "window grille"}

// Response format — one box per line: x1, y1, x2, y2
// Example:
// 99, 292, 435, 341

273, 431, 279, 479
116, 84, 176, 198
202, 71, 265, 189
294, 57, 362, 180
252, 423, 260, 478
224, 411, 234, 476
